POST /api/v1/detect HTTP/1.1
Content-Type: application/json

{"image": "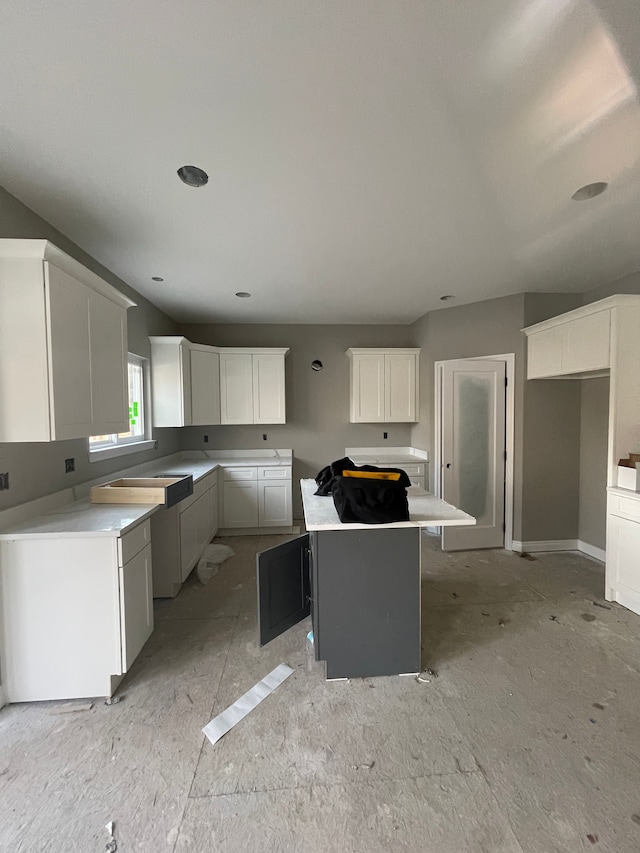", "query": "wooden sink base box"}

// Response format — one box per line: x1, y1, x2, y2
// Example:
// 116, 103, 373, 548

91, 476, 193, 507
